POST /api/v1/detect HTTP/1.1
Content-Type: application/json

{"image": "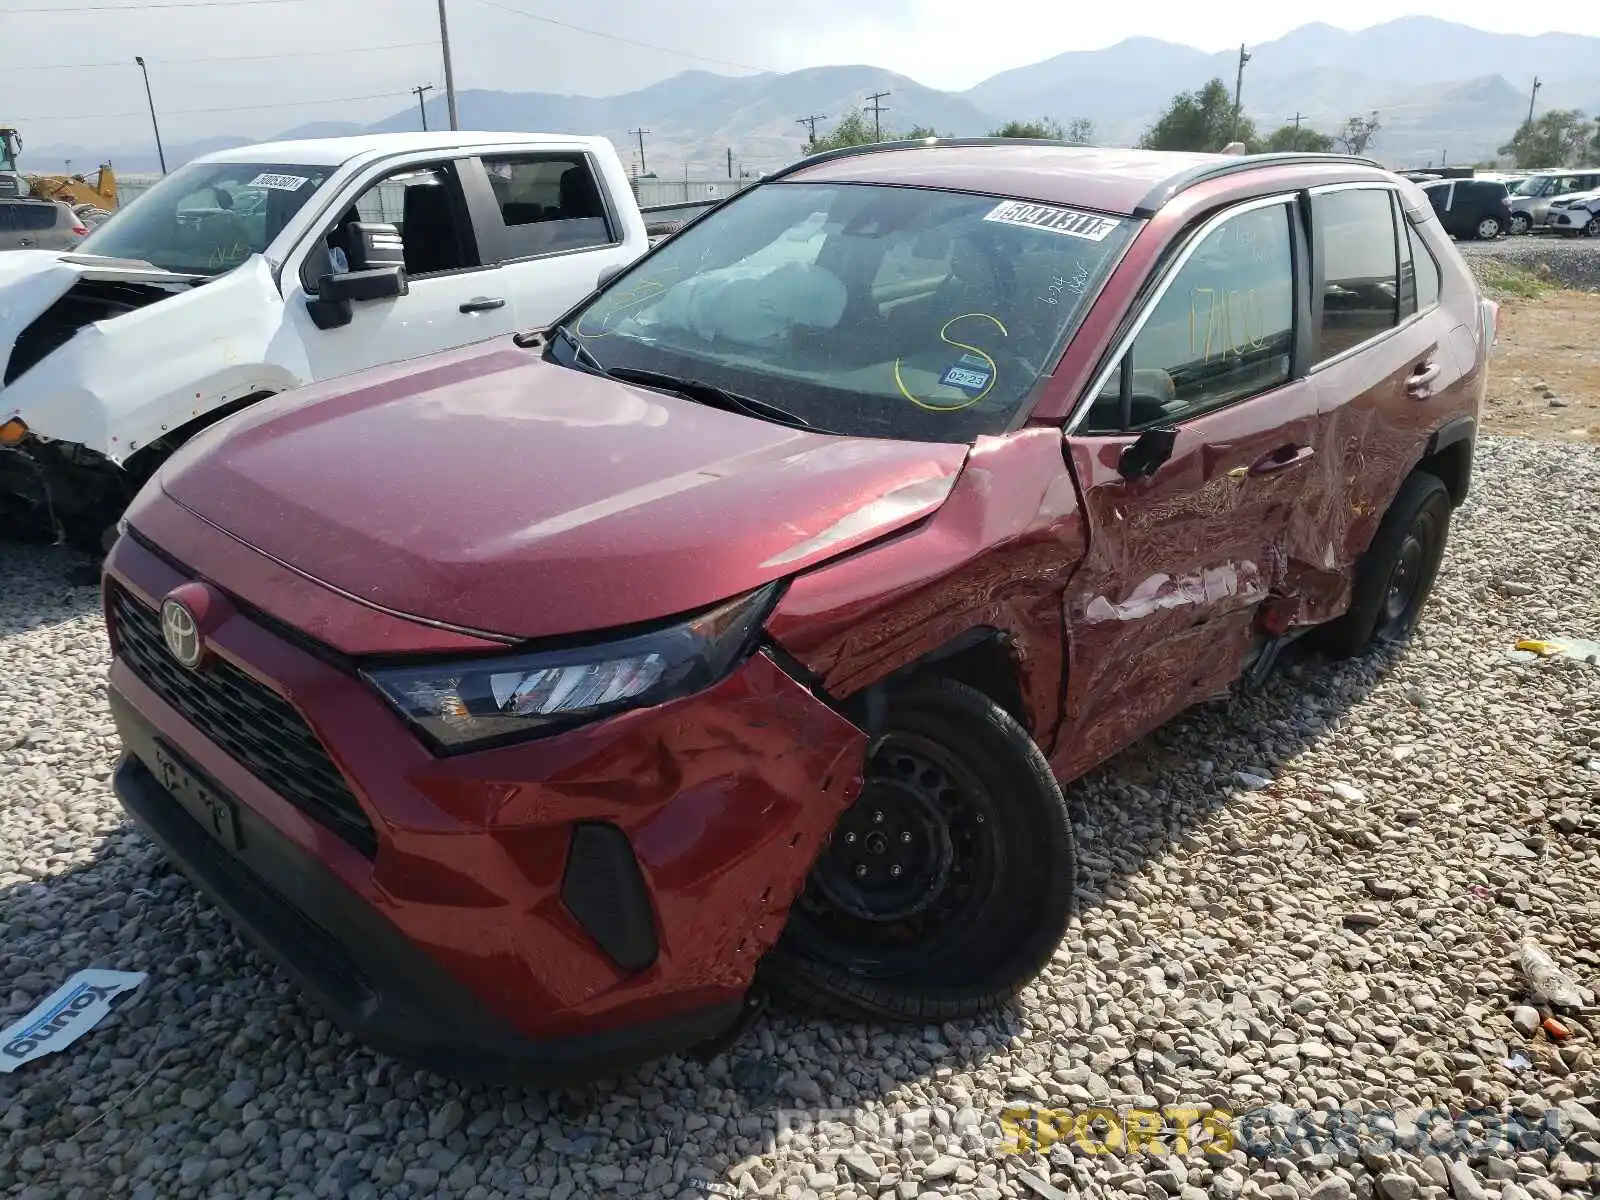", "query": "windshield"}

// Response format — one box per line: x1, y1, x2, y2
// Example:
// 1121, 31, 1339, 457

1513, 175, 1556, 197
79, 160, 333, 274
560, 181, 1137, 442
